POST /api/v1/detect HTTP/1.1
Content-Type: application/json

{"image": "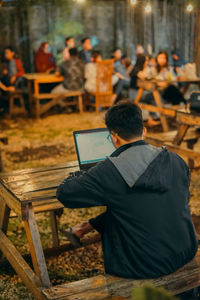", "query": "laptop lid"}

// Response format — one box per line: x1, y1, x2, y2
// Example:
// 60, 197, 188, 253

73, 128, 116, 170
